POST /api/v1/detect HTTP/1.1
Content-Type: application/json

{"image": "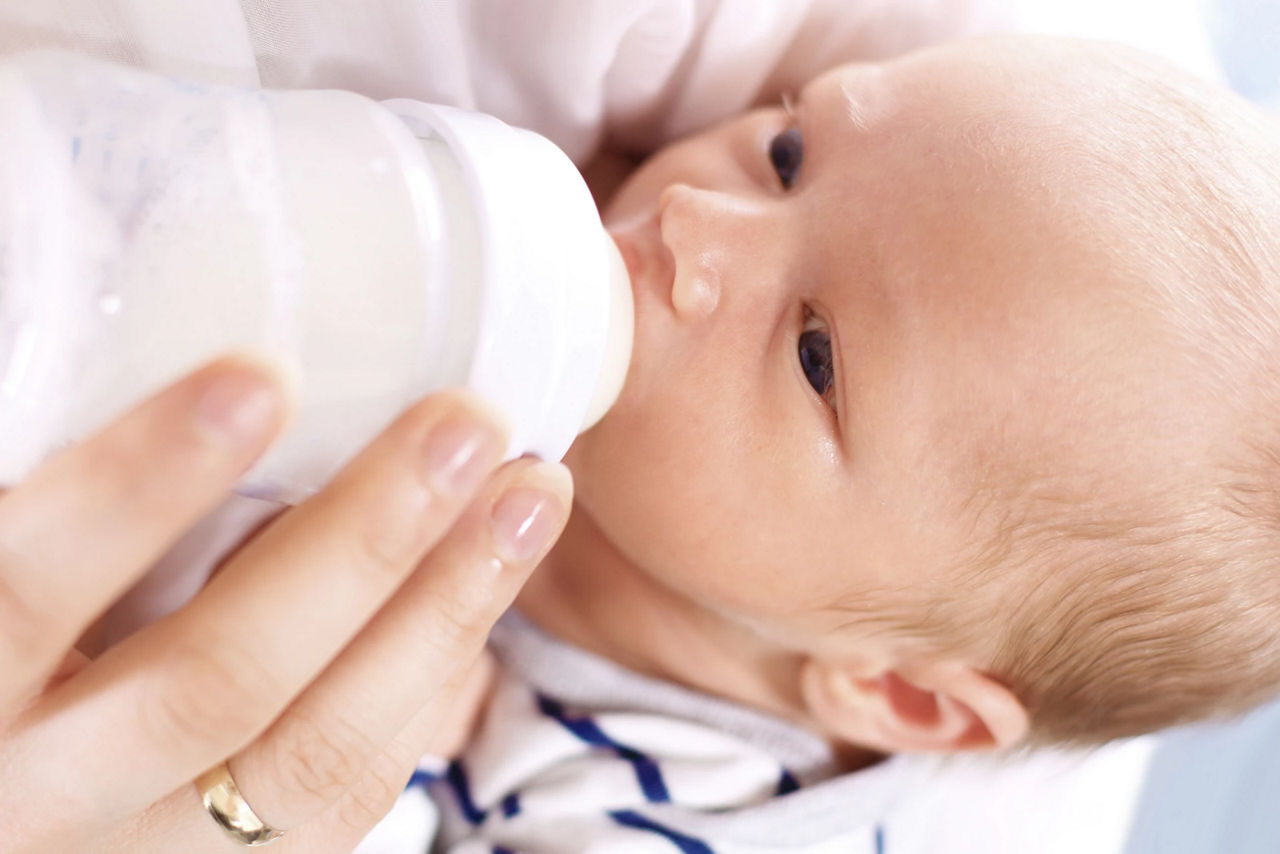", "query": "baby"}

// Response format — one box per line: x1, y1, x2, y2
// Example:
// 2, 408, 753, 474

368, 34, 1280, 853
528, 32, 1280, 746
